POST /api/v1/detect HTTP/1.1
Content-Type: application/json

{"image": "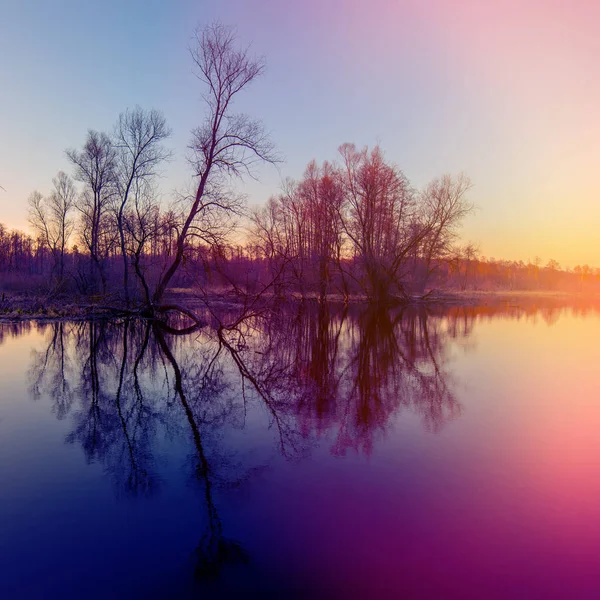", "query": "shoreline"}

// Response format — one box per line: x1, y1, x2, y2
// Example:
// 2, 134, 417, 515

0, 289, 599, 322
